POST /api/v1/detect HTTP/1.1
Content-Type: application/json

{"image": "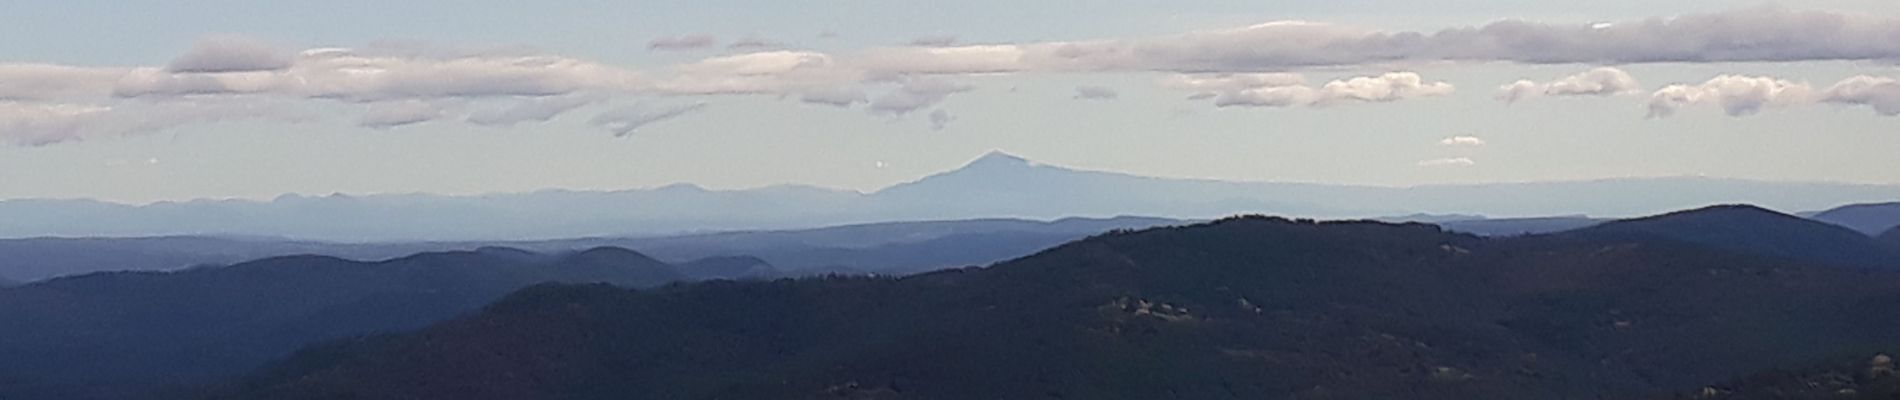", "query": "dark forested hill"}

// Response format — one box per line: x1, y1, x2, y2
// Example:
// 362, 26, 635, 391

1570, 204, 1900, 269
1881, 227, 1900, 248
1672, 354, 1900, 399
203, 212, 1900, 400
0, 247, 740, 400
